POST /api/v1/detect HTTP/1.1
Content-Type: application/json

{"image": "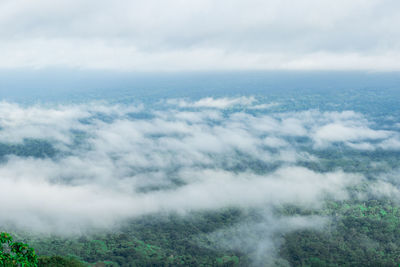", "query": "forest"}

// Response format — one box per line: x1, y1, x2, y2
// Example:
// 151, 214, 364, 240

4, 199, 400, 266
0, 90, 399, 266
1, 0, 400, 263
1, 140, 399, 266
